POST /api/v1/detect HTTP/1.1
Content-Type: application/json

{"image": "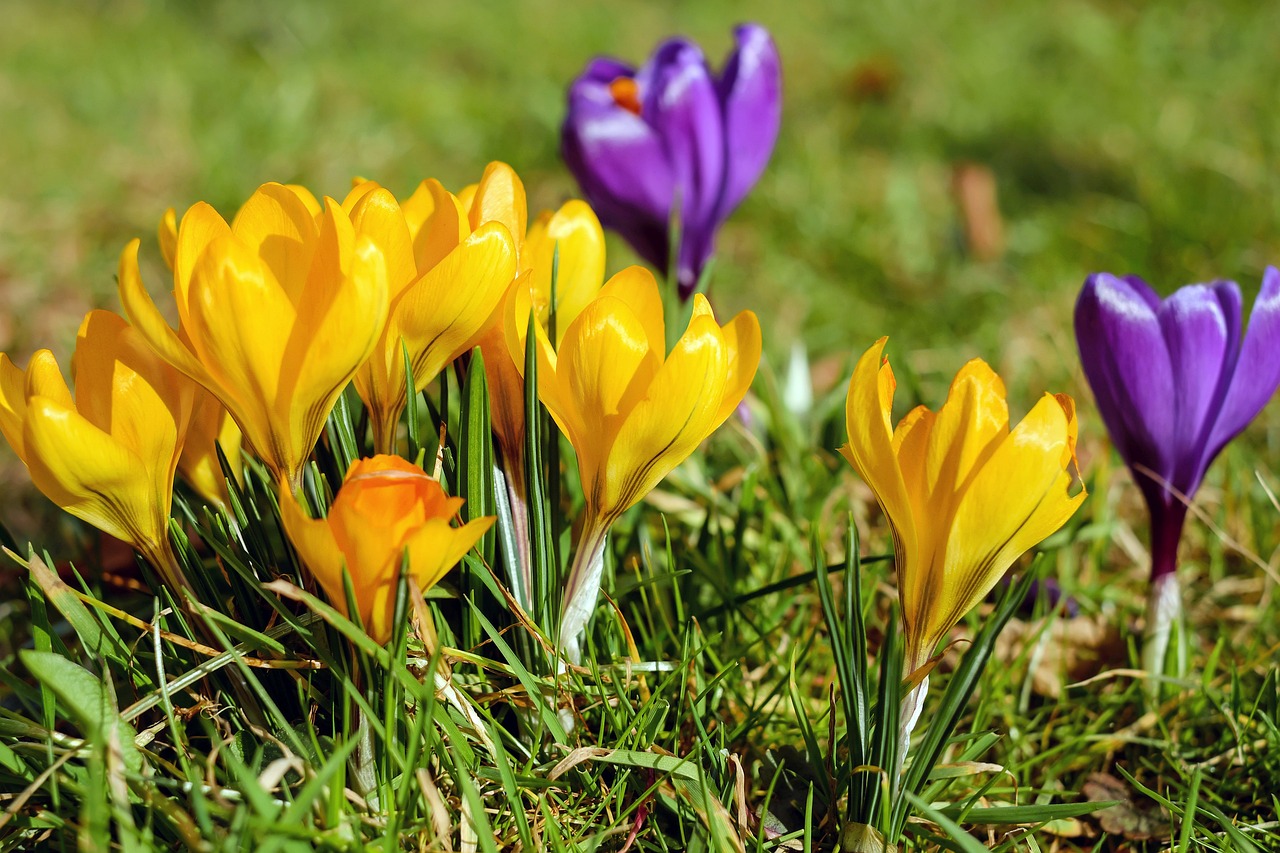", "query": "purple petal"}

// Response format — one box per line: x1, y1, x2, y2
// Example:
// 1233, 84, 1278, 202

561, 56, 676, 272
1156, 281, 1240, 491
714, 24, 782, 221
640, 40, 726, 292
1074, 273, 1177, 503
581, 57, 636, 84
1207, 266, 1280, 459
